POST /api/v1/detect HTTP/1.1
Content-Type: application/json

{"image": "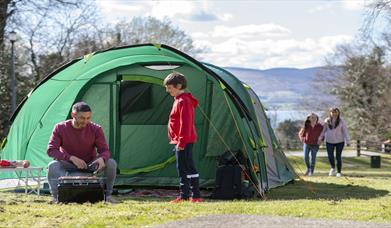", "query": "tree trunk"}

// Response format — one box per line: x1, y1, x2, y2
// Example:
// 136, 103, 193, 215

0, 0, 11, 139
0, 0, 11, 50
